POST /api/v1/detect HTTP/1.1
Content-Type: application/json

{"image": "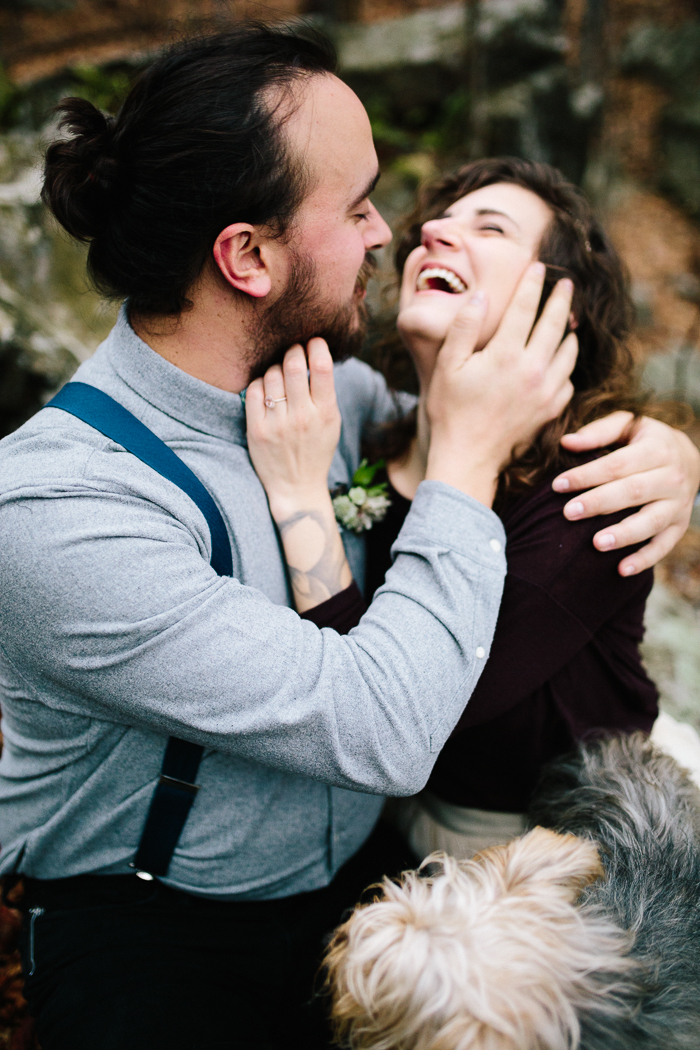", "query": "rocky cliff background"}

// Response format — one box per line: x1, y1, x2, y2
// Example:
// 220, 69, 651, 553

2, 2, 700, 1045
4, 0, 700, 427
